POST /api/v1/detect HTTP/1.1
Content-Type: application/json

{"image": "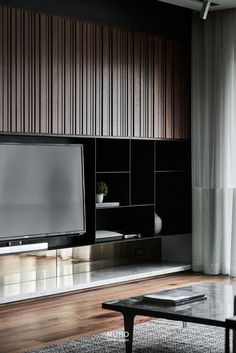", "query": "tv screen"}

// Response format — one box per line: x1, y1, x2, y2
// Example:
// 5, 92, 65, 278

0, 143, 86, 240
